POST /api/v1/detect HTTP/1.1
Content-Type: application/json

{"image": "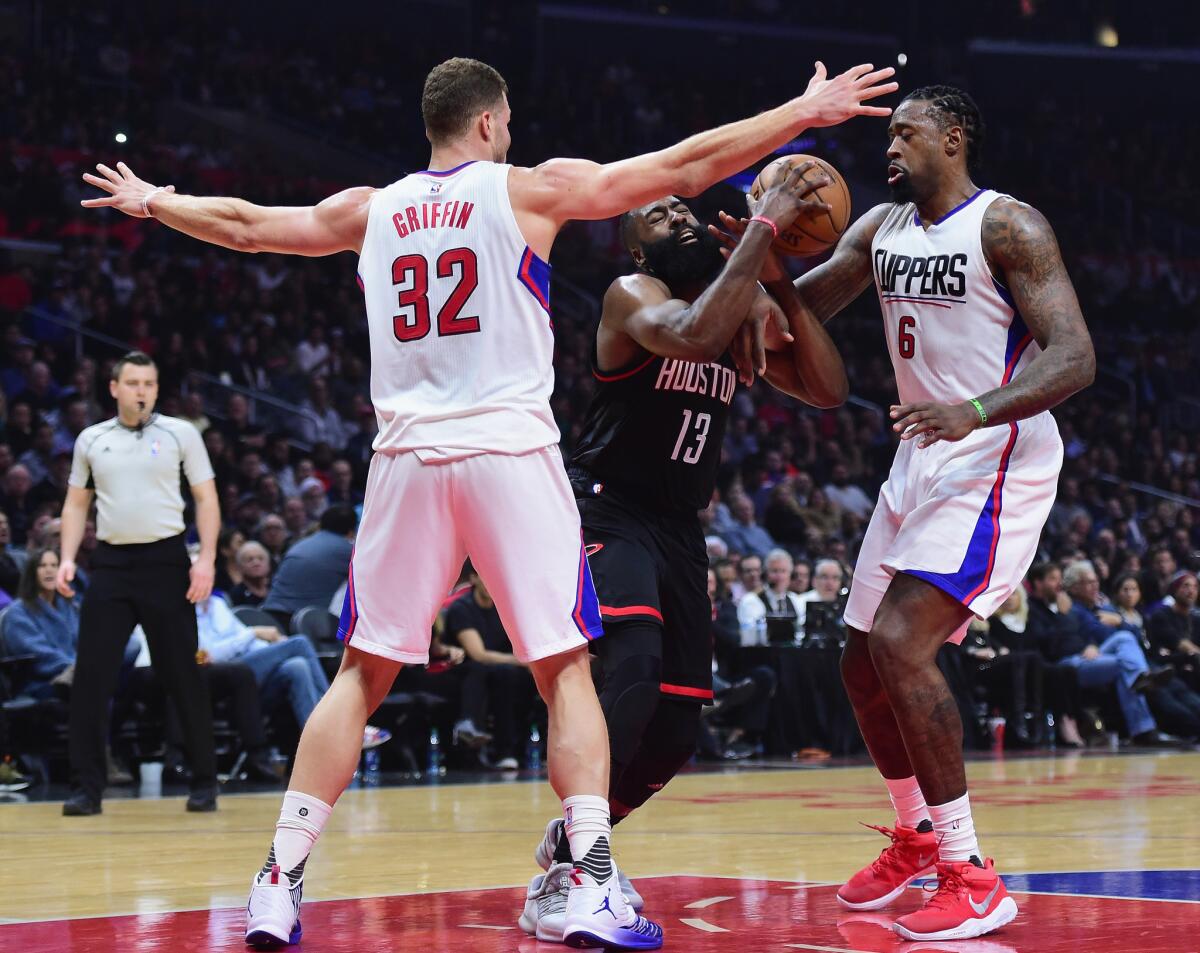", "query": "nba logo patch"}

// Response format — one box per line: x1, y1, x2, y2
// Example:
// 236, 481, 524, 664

429, 182, 443, 194
150, 440, 160, 456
